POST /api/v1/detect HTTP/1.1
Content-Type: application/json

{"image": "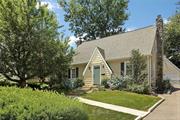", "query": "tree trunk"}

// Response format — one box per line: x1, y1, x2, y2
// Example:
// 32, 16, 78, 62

19, 80, 26, 88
